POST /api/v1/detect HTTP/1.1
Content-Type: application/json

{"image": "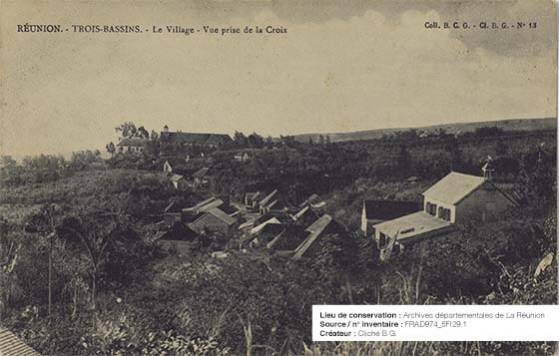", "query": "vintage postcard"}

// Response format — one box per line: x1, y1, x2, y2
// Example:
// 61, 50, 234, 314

0, 0, 557, 355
